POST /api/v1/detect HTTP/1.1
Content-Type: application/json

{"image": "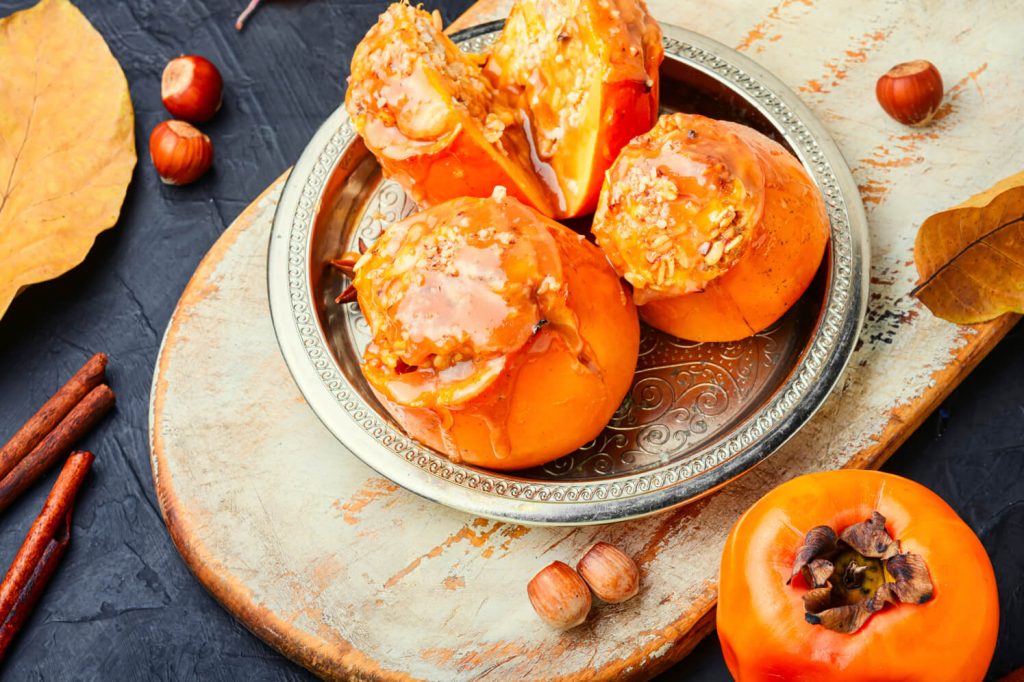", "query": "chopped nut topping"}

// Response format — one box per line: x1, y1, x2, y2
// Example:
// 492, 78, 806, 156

481, 0, 663, 211
351, 196, 591, 407
591, 113, 764, 305
704, 241, 725, 266
483, 113, 506, 143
